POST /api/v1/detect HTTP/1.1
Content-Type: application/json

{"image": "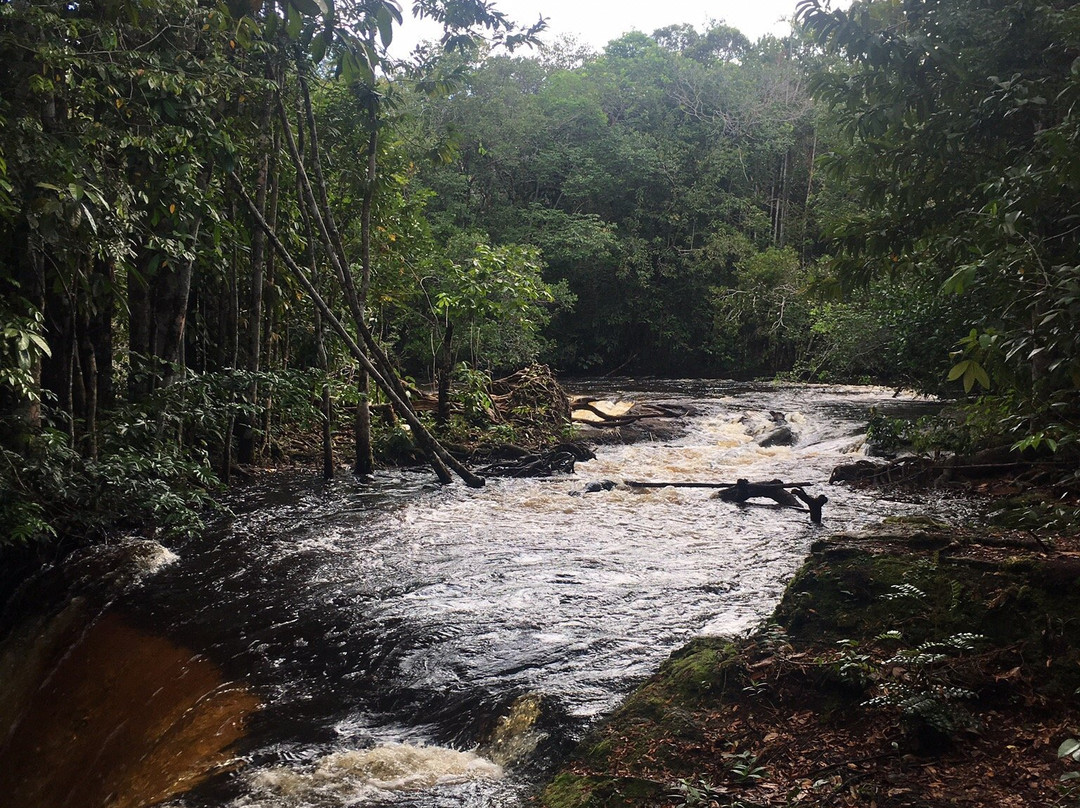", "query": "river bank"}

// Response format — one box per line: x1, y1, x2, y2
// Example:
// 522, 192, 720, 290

539, 511, 1080, 807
